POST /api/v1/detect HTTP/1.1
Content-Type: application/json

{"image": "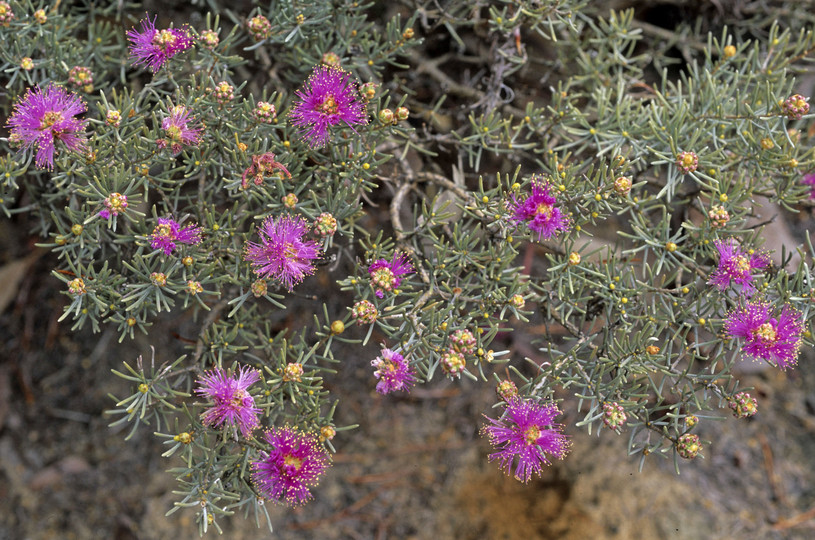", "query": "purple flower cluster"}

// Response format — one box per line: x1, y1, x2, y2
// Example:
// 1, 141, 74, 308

149, 217, 202, 255
251, 426, 331, 505
289, 65, 368, 148
243, 215, 321, 291
803, 173, 815, 199
481, 399, 570, 483
509, 182, 569, 241
725, 301, 803, 370
157, 105, 202, 154
368, 252, 413, 298
708, 239, 770, 295
195, 365, 262, 439
127, 15, 193, 73
6, 85, 88, 169
371, 348, 416, 394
